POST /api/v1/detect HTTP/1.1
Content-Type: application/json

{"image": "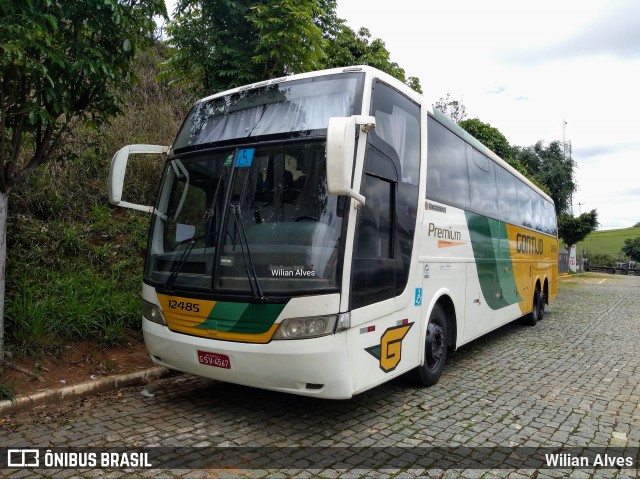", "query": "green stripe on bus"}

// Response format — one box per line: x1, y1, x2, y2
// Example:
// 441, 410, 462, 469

196, 301, 287, 334
465, 212, 521, 310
